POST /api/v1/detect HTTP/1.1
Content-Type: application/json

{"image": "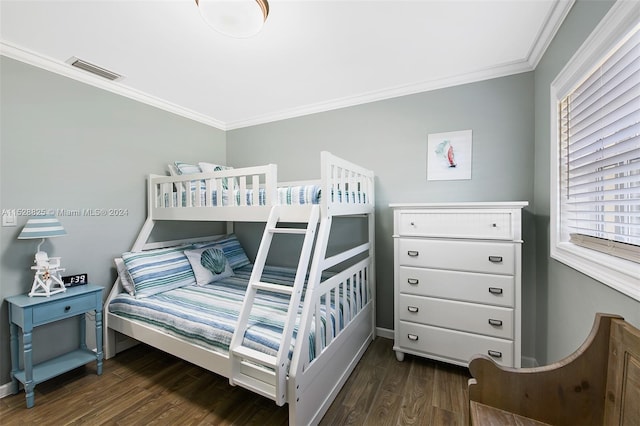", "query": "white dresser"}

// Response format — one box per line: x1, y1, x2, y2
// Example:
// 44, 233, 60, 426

391, 202, 528, 368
